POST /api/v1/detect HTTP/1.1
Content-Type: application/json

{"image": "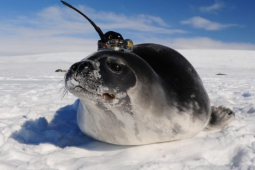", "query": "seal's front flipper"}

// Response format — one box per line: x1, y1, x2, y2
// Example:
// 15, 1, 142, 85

205, 106, 235, 131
